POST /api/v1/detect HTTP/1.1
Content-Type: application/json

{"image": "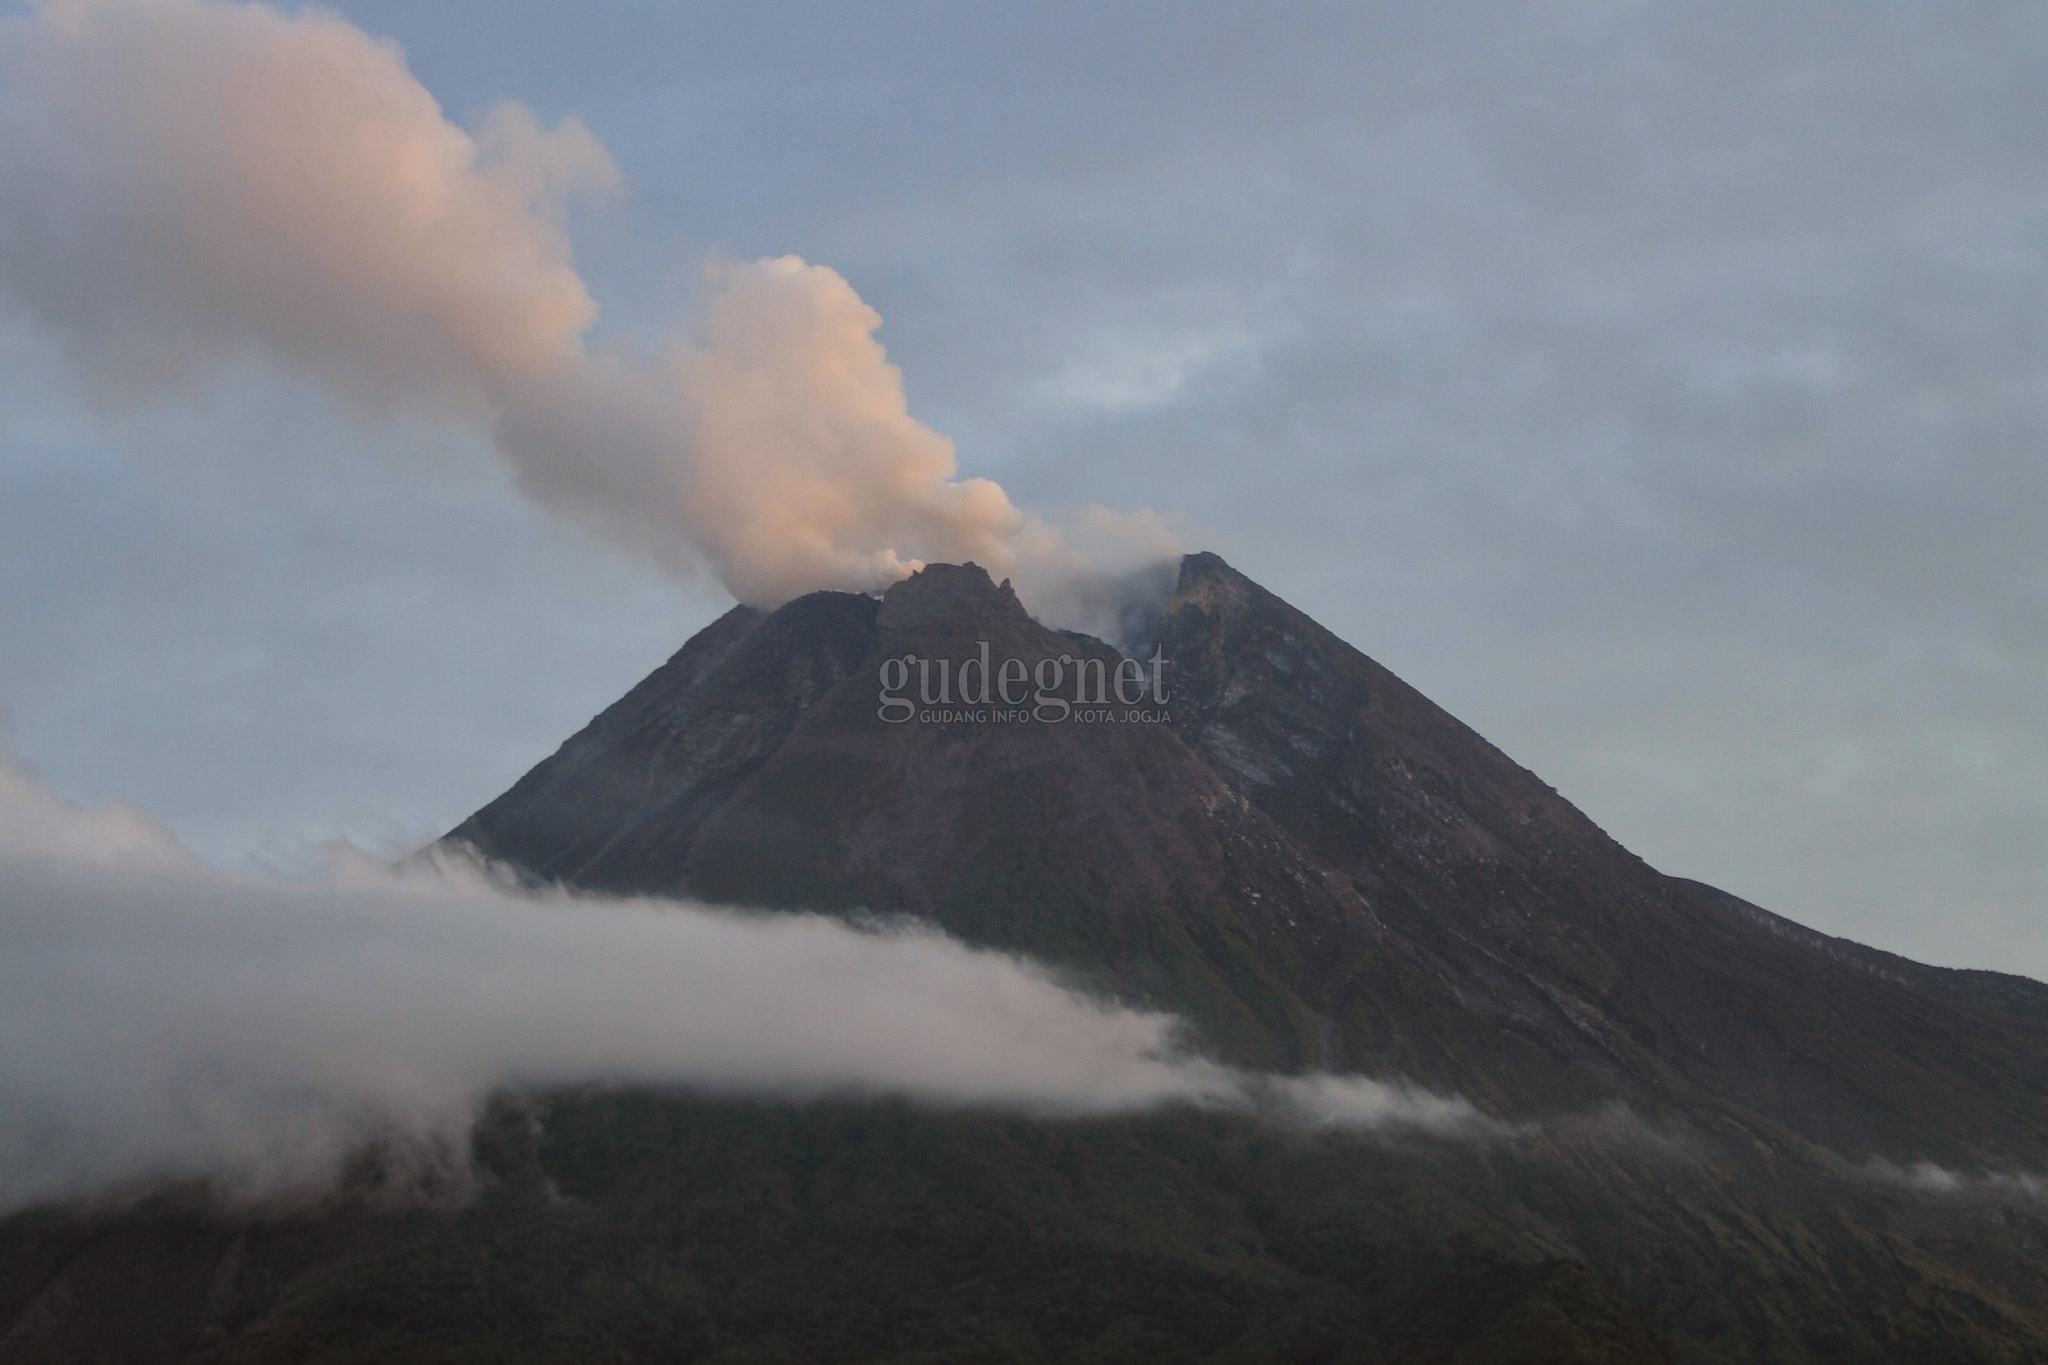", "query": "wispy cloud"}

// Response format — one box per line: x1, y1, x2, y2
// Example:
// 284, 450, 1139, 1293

0, 762, 1483, 1213
1861, 1157, 2048, 1203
